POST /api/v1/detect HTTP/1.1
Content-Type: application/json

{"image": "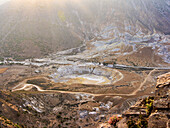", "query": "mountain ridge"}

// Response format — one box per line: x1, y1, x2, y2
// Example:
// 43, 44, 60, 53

0, 0, 169, 60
